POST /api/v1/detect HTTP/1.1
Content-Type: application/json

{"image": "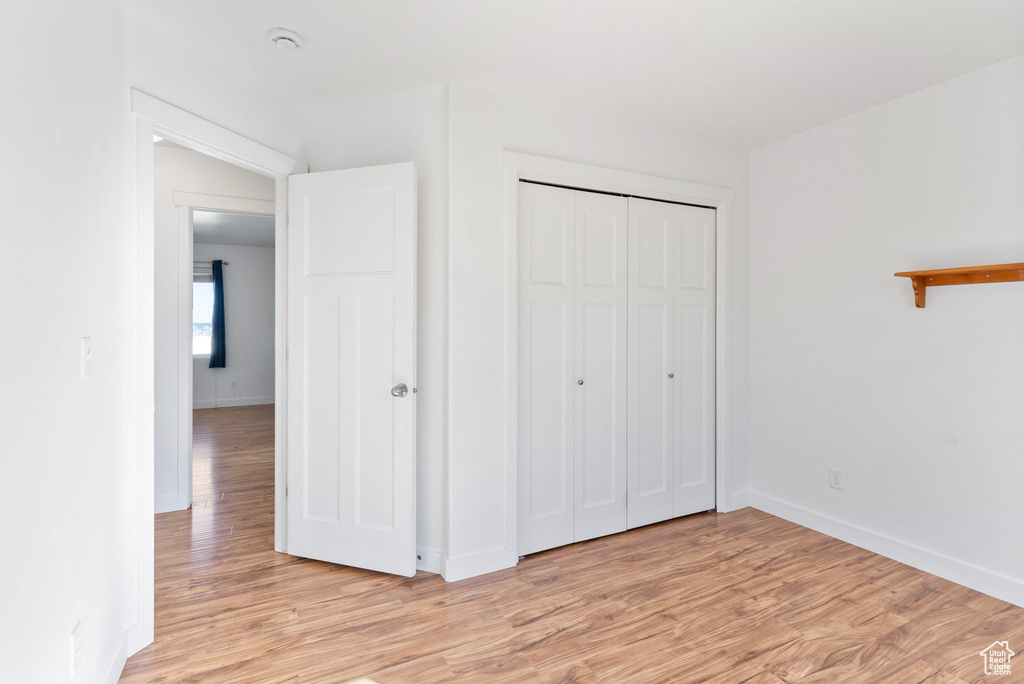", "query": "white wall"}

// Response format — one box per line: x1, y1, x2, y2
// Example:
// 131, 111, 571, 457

123, 11, 304, 162
0, 1, 134, 682
0, 10, 311, 681
303, 87, 450, 569
153, 146, 275, 513
192, 243, 275, 409
446, 84, 751, 577
749, 55, 1024, 605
